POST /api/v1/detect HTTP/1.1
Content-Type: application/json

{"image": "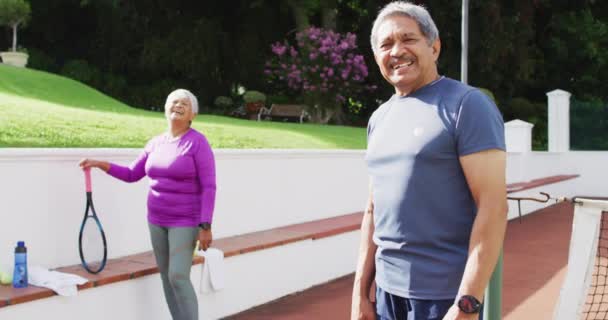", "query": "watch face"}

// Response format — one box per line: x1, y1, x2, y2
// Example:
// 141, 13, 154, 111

458, 295, 481, 314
